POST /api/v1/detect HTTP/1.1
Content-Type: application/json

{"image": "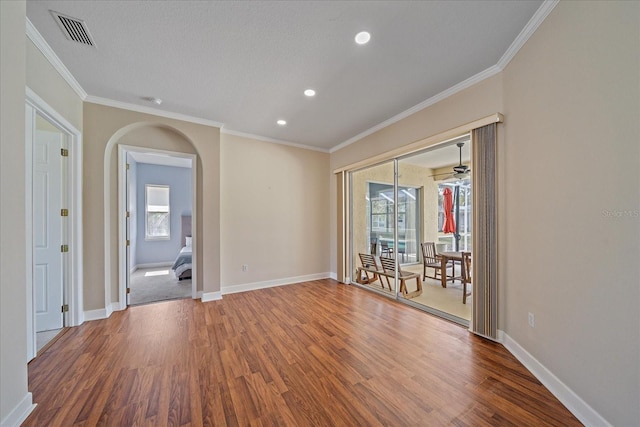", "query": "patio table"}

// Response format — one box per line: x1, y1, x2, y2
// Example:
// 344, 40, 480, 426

438, 251, 467, 288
